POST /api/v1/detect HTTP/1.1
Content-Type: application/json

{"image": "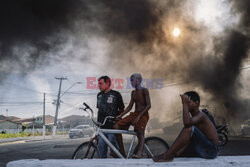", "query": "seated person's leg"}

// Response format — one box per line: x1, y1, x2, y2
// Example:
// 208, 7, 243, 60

133, 114, 148, 158
153, 126, 193, 162
98, 135, 108, 158
113, 123, 126, 157
113, 114, 134, 157
133, 129, 144, 158
185, 126, 219, 159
